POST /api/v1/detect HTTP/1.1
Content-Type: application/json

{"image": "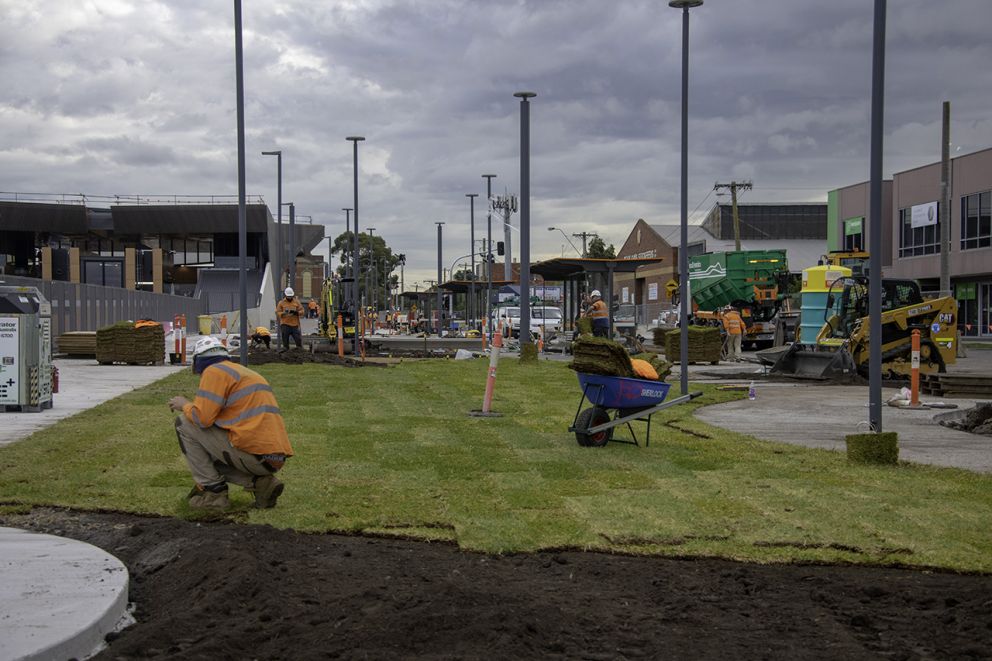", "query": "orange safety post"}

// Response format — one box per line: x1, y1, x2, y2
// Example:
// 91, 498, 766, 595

482, 331, 503, 414
173, 315, 182, 359
336, 313, 344, 358
910, 329, 921, 407
220, 314, 228, 347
